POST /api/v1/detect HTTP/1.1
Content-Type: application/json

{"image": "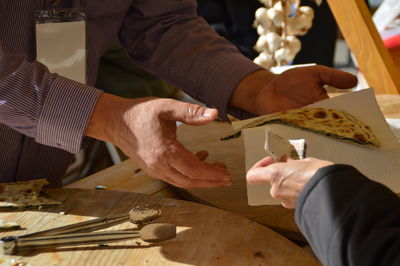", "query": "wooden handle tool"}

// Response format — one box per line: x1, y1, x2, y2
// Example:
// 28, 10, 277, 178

0, 223, 176, 255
